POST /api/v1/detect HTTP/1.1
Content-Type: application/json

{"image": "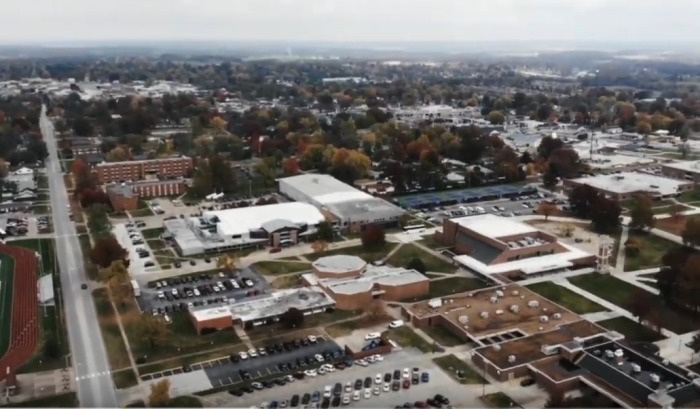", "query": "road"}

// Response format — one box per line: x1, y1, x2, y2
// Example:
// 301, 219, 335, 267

40, 105, 119, 407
